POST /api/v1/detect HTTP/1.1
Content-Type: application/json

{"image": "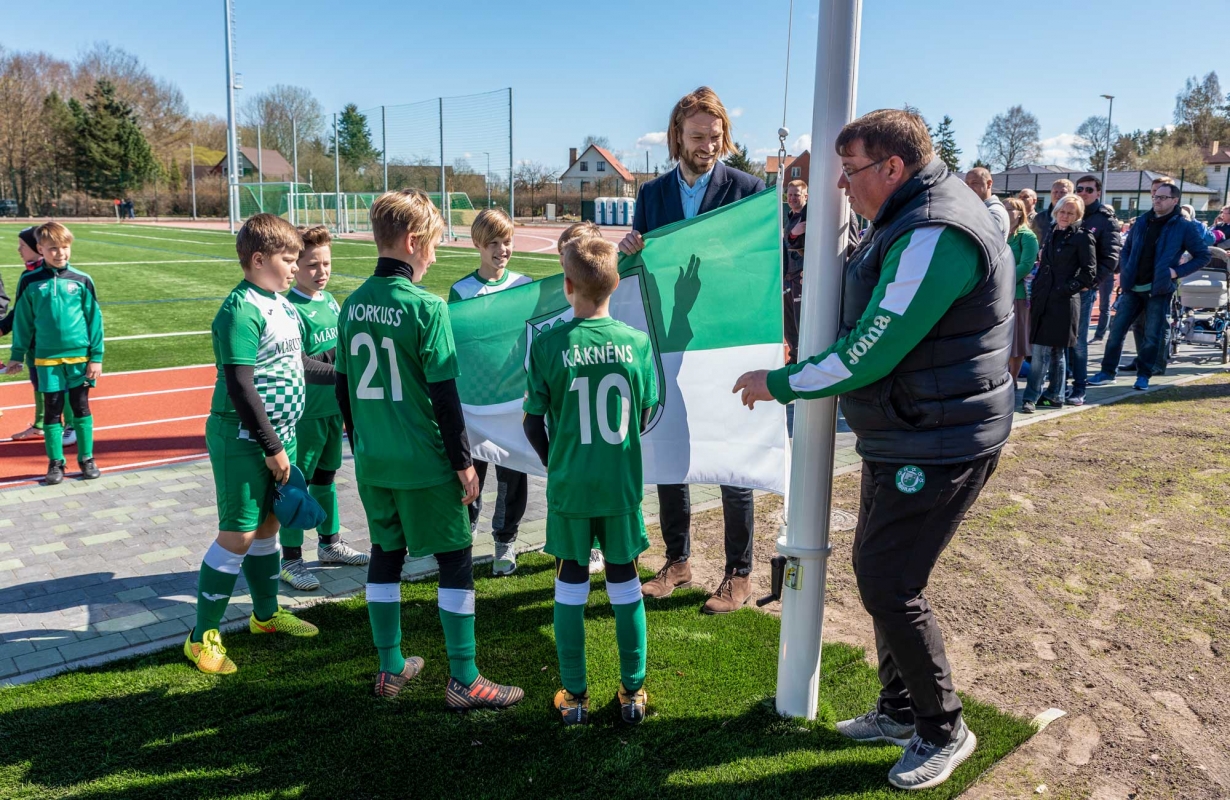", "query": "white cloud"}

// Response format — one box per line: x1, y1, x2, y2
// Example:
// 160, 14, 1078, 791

730, 107, 744, 118
792, 134, 811, 153
1037, 133, 1083, 168
753, 147, 778, 157
636, 131, 668, 149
